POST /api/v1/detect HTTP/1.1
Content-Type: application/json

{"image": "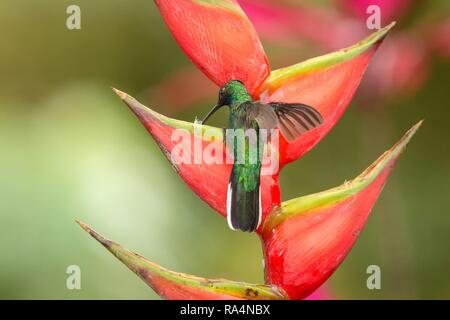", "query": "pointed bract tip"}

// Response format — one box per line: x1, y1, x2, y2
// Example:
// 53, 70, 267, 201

358, 22, 397, 49
387, 21, 397, 29
400, 120, 423, 146
76, 220, 113, 249
411, 119, 424, 133
111, 89, 151, 117
358, 120, 422, 180
414, 119, 424, 129
112, 87, 128, 100
374, 21, 396, 43
75, 219, 90, 232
